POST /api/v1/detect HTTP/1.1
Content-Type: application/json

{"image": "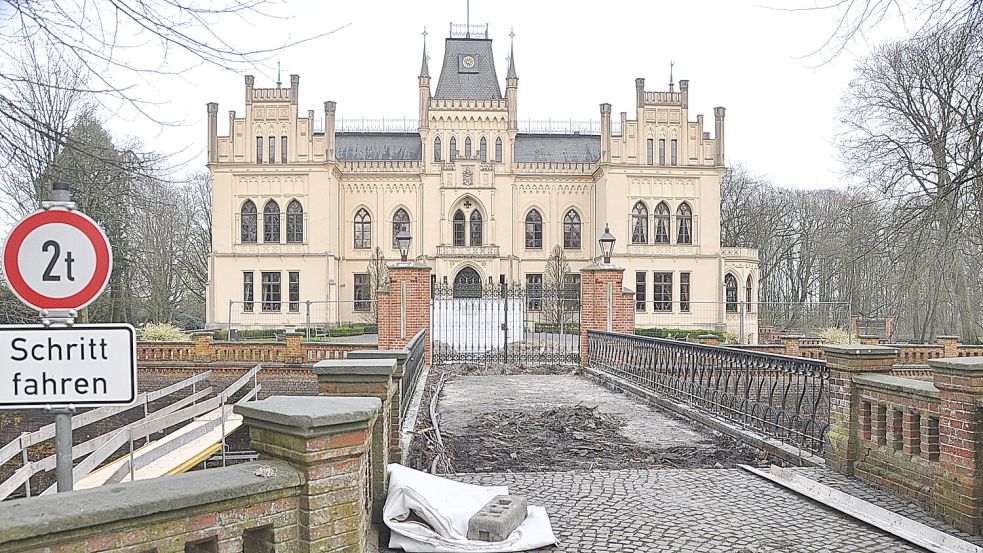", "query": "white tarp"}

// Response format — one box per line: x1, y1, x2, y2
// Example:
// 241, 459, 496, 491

384, 464, 557, 552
